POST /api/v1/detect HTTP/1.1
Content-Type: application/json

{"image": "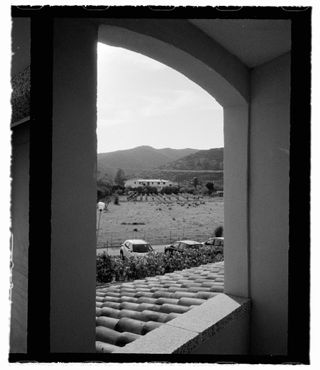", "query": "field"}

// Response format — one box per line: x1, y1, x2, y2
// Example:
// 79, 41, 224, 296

97, 194, 224, 248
